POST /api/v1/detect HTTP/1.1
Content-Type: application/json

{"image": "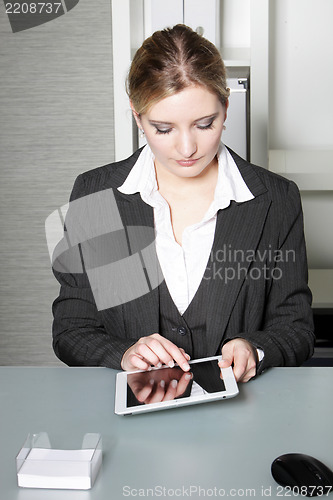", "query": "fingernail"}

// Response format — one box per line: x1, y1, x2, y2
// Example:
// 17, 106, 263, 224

182, 363, 190, 371
157, 362, 162, 368
171, 379, 178, 388
149, 379, 154, 385
185, 373, 192, 380
160, 380, 165, 388
168, 361, 175, 368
